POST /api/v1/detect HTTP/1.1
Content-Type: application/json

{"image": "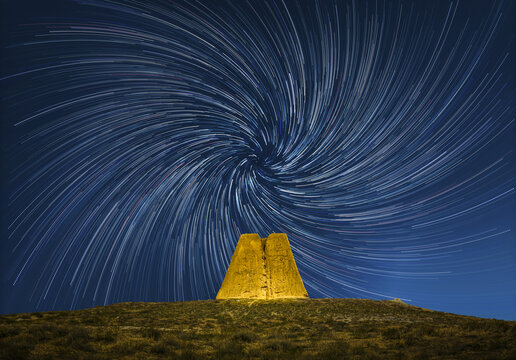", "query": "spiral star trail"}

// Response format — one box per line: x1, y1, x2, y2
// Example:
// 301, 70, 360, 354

1, 0, 515, 319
